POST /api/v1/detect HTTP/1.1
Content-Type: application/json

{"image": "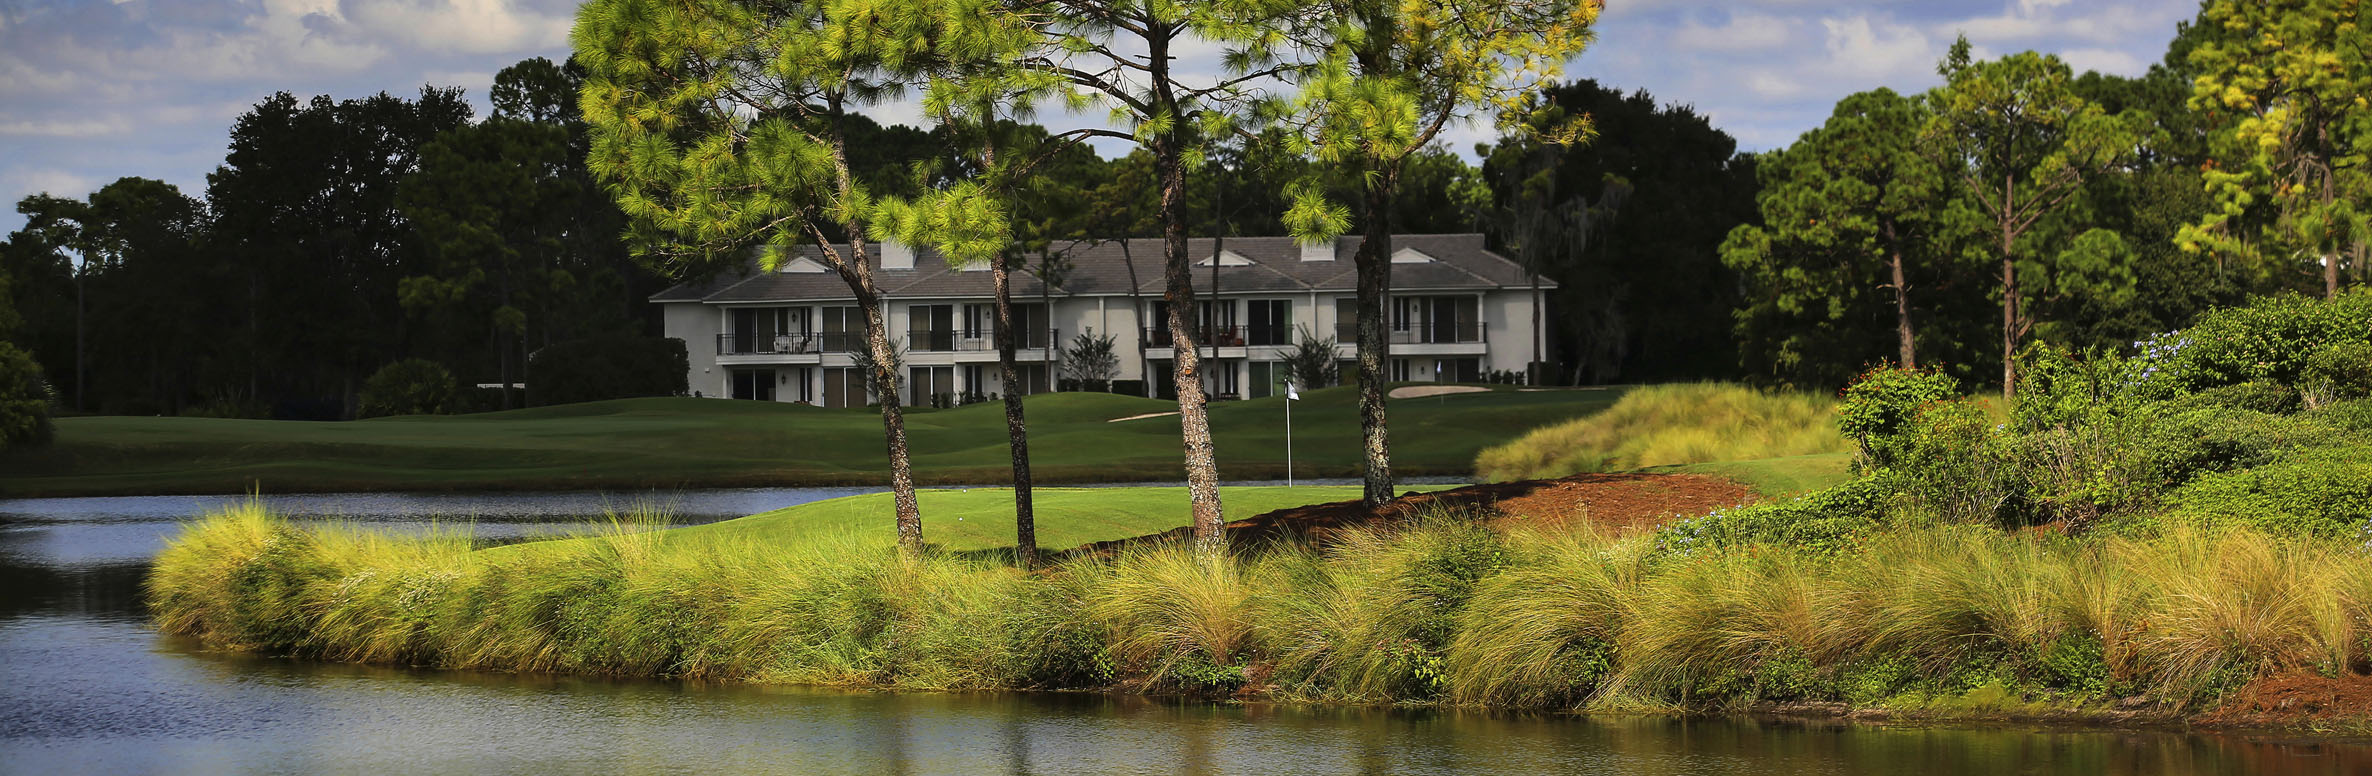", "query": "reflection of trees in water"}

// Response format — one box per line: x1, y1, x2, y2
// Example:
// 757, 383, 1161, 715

0, 558, 150, 619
